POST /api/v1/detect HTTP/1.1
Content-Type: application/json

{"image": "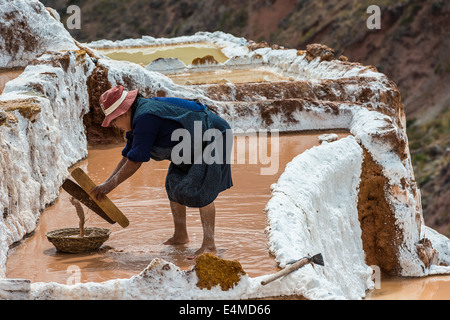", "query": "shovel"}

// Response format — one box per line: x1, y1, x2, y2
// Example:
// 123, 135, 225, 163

261, 253, 324, 286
